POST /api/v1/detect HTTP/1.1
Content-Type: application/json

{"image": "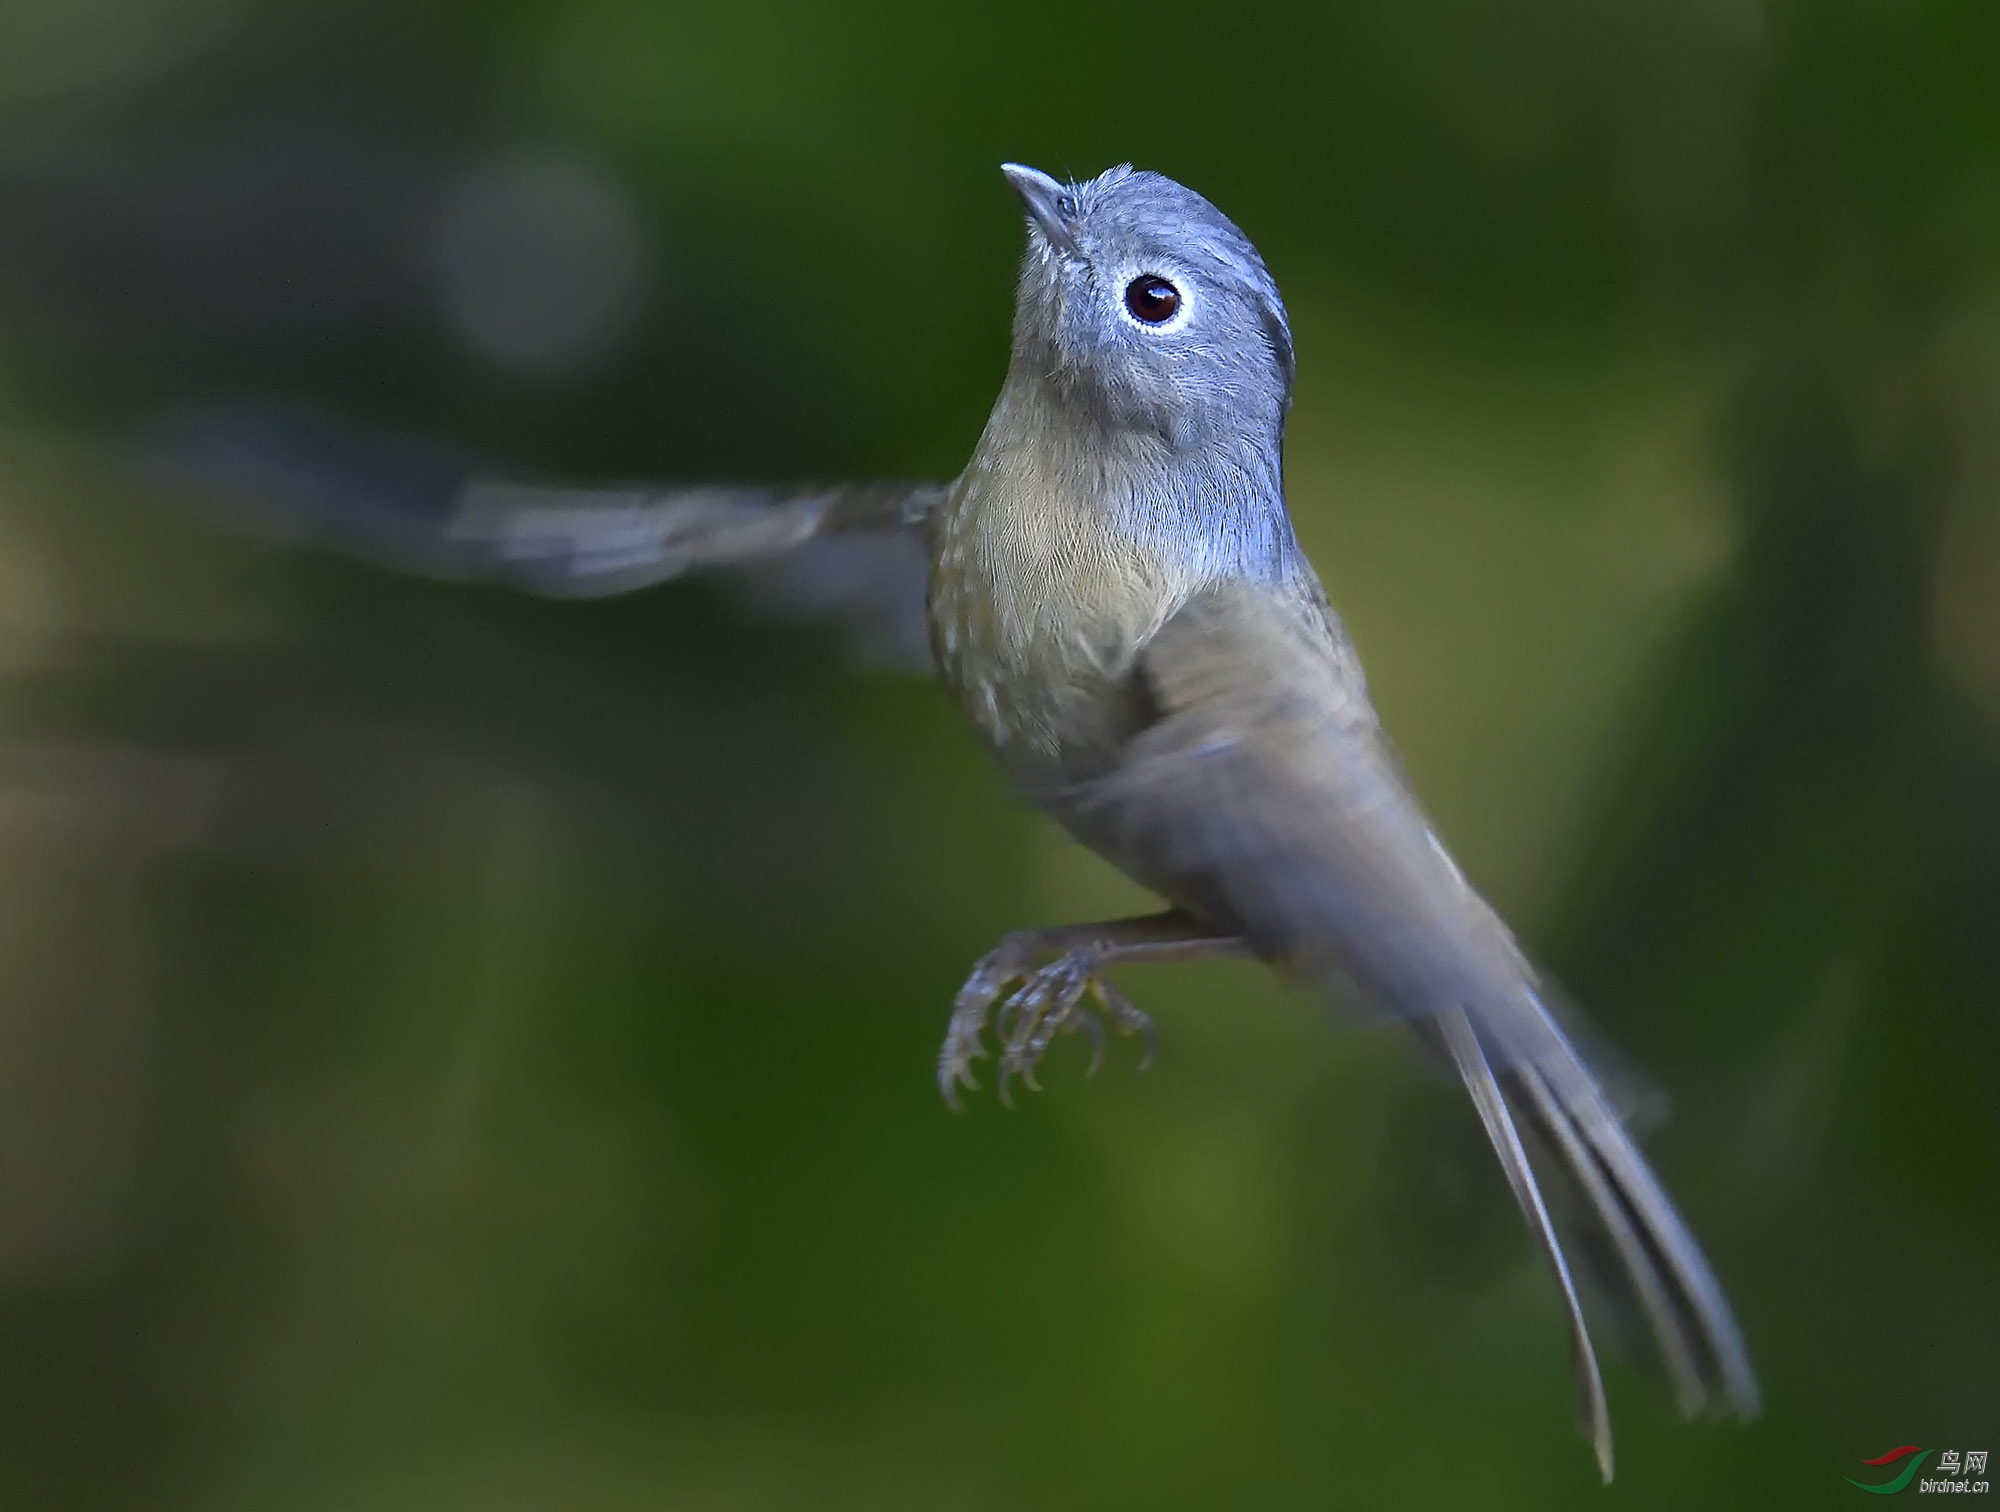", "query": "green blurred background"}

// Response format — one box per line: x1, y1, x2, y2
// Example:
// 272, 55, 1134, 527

0, 0, 1996, 1506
